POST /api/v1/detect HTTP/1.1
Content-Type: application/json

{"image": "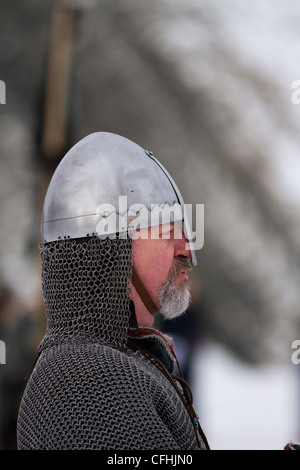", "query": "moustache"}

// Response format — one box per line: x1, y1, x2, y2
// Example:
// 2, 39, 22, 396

168, 256, 193, 282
